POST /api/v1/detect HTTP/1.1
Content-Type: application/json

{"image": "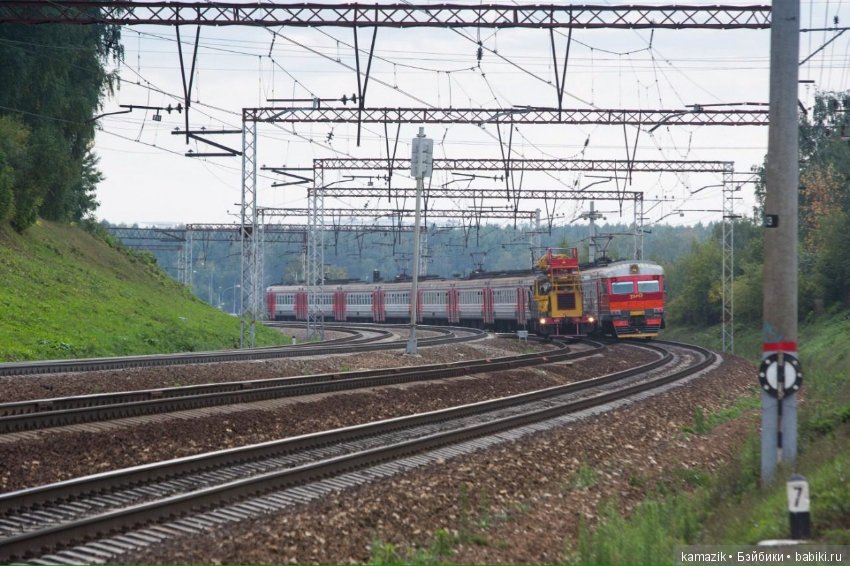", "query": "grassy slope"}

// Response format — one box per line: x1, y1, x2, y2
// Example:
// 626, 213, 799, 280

709, 312, 850, 544
0, 221, 288, 361
573, 314, 850, 563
